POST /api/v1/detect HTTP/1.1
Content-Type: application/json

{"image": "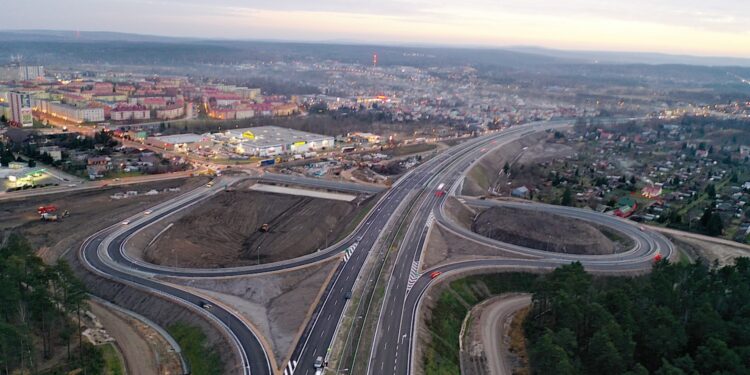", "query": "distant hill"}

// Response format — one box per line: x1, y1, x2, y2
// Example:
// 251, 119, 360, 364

1, 29, 749, 72
0, 30, 565, 68
0, 29, 198, 43
507, 46, 750, 67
